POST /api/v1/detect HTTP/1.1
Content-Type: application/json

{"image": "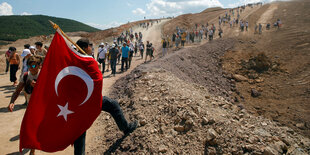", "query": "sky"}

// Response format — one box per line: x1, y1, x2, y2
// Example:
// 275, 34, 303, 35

0, 0, 280, 30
